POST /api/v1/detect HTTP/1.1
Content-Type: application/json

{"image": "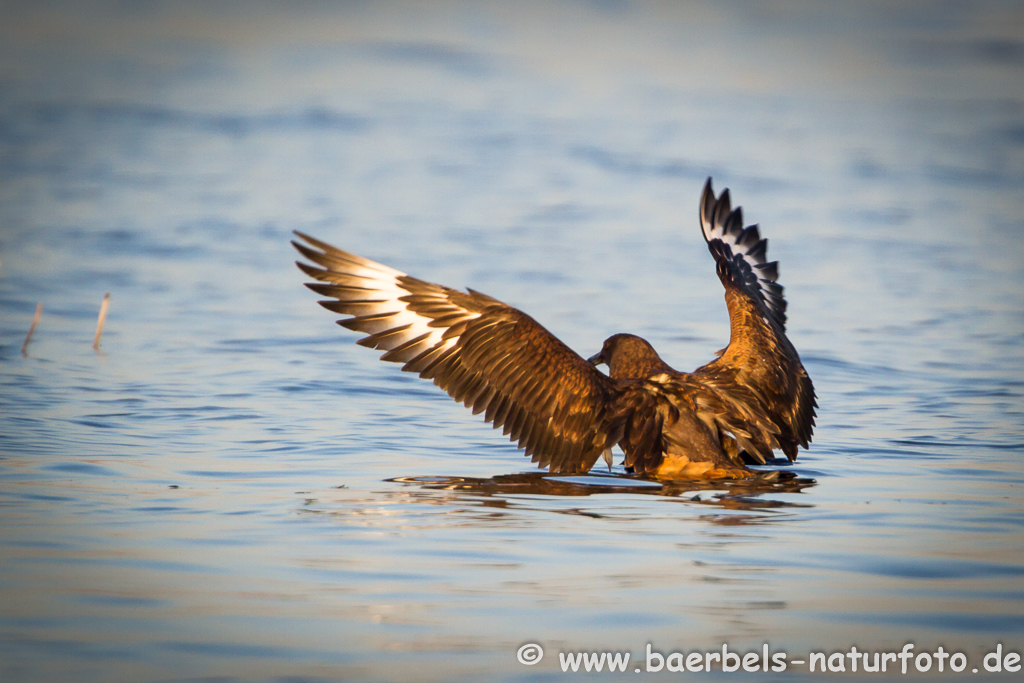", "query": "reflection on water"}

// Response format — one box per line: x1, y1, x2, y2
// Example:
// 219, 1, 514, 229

384, 471, 816, 519
1, 1, 1023, 682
